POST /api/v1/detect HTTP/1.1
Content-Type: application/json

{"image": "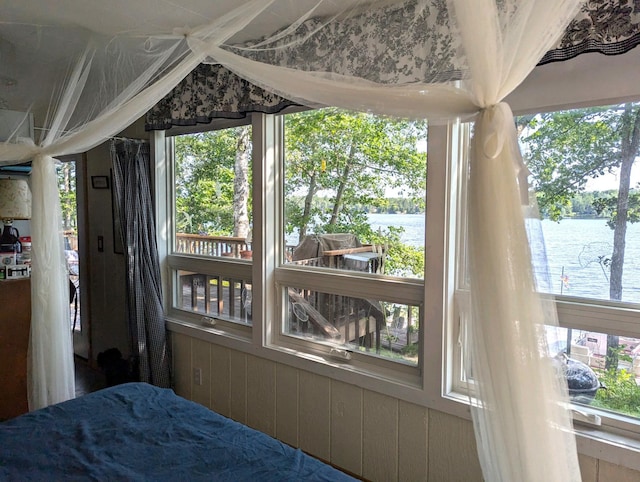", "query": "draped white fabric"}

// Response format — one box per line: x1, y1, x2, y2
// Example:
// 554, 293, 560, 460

0, 0, 586, 479
28, 154, 76, 410
468, 105, 579, 480
0, 0, 273, 411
